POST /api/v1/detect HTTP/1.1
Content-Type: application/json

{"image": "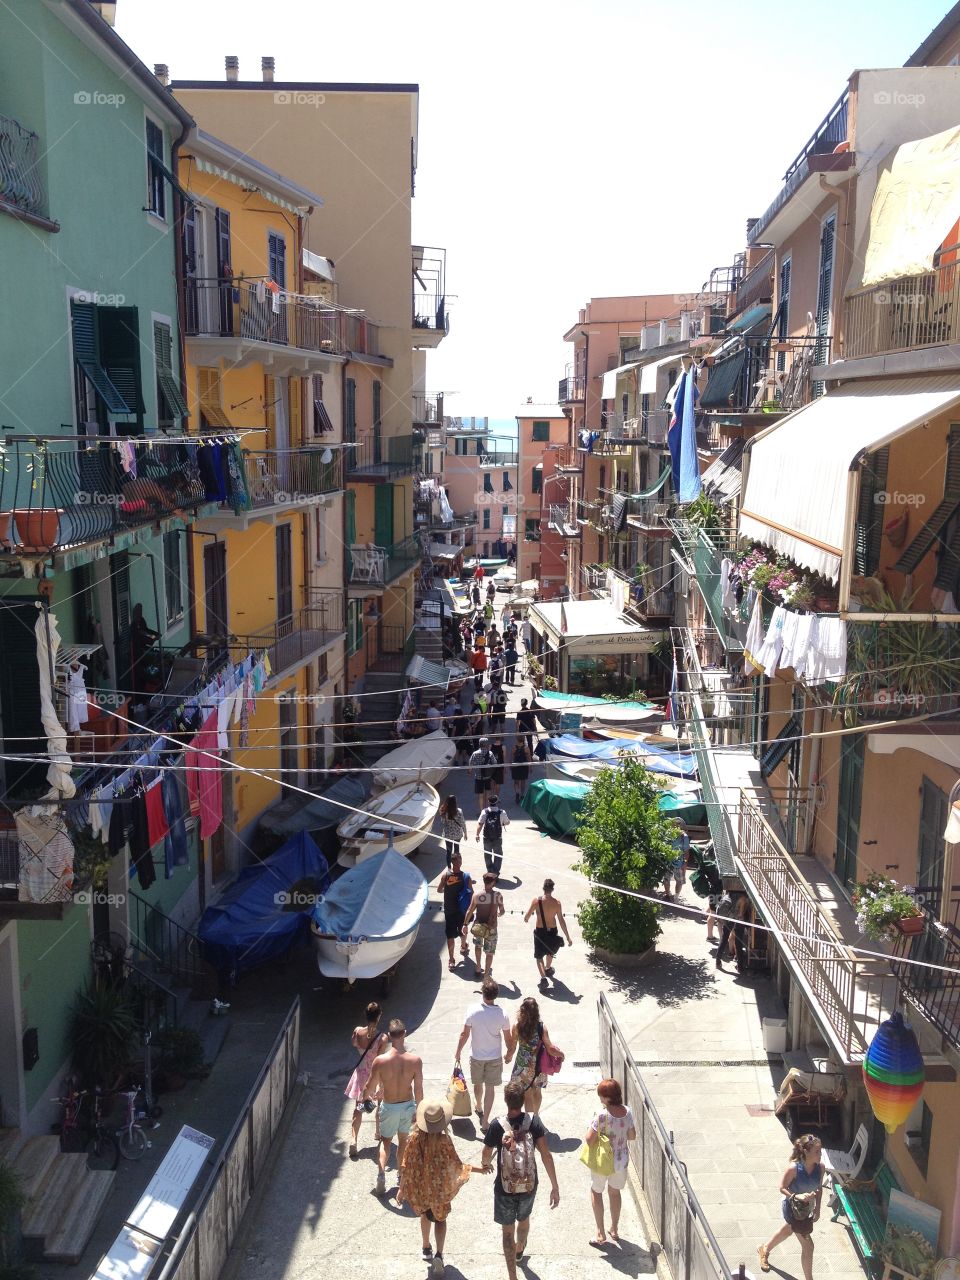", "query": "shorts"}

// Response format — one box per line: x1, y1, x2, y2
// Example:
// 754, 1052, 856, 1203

590, 1165, 629, 1193
782, 1201, 816, 1235
479, 930, 499, 956
475, 776, 491, 794
494, 1185, 537, 1225
378, 1099, 416, 1139
444, 911, 465, 940
469, 1056, 503, 1086
533, 927, 561, 960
